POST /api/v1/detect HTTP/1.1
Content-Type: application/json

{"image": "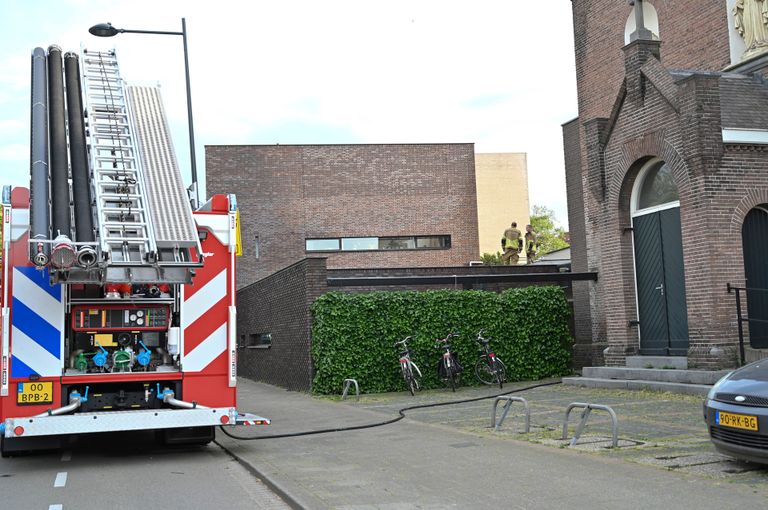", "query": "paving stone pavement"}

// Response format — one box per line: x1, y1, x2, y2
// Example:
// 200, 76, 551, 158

216, 377, 768, 509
